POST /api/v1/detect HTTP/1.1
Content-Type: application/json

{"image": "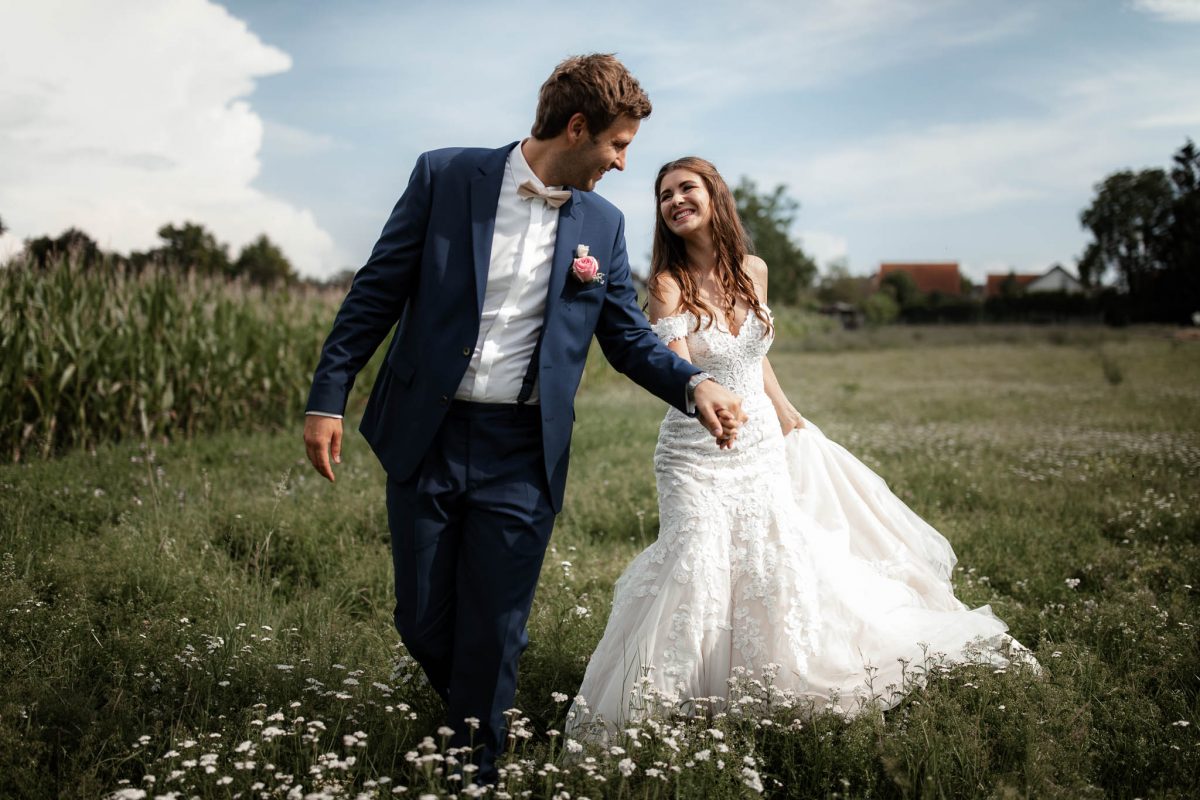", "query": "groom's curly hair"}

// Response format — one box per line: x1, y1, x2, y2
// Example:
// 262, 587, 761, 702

531, 54, 652, 140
